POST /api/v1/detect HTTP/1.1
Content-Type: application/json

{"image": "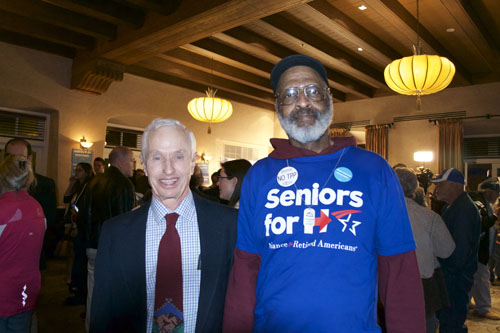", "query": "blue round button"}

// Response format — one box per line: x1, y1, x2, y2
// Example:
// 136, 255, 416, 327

334, 167, 353, 182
